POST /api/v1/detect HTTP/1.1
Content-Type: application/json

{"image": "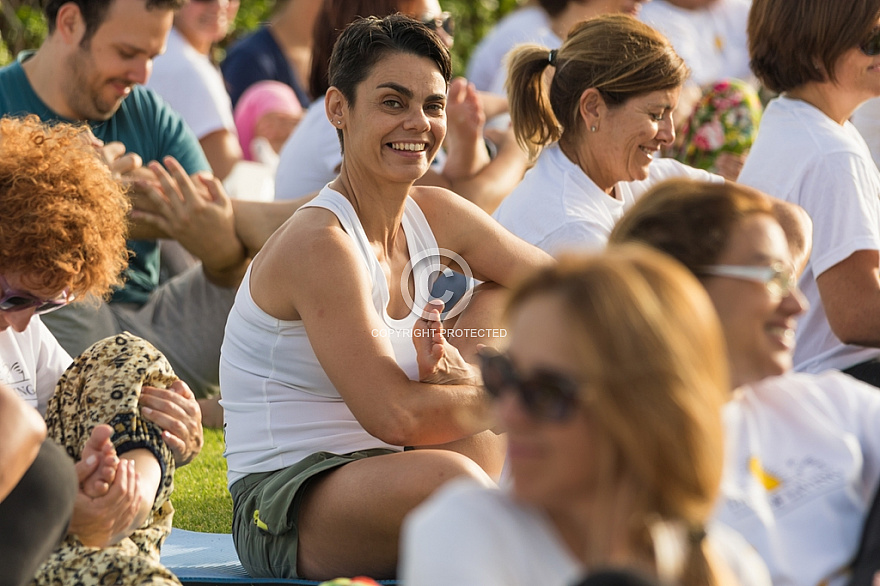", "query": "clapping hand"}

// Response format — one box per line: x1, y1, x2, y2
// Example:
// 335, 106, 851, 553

130, 156, 248, 287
